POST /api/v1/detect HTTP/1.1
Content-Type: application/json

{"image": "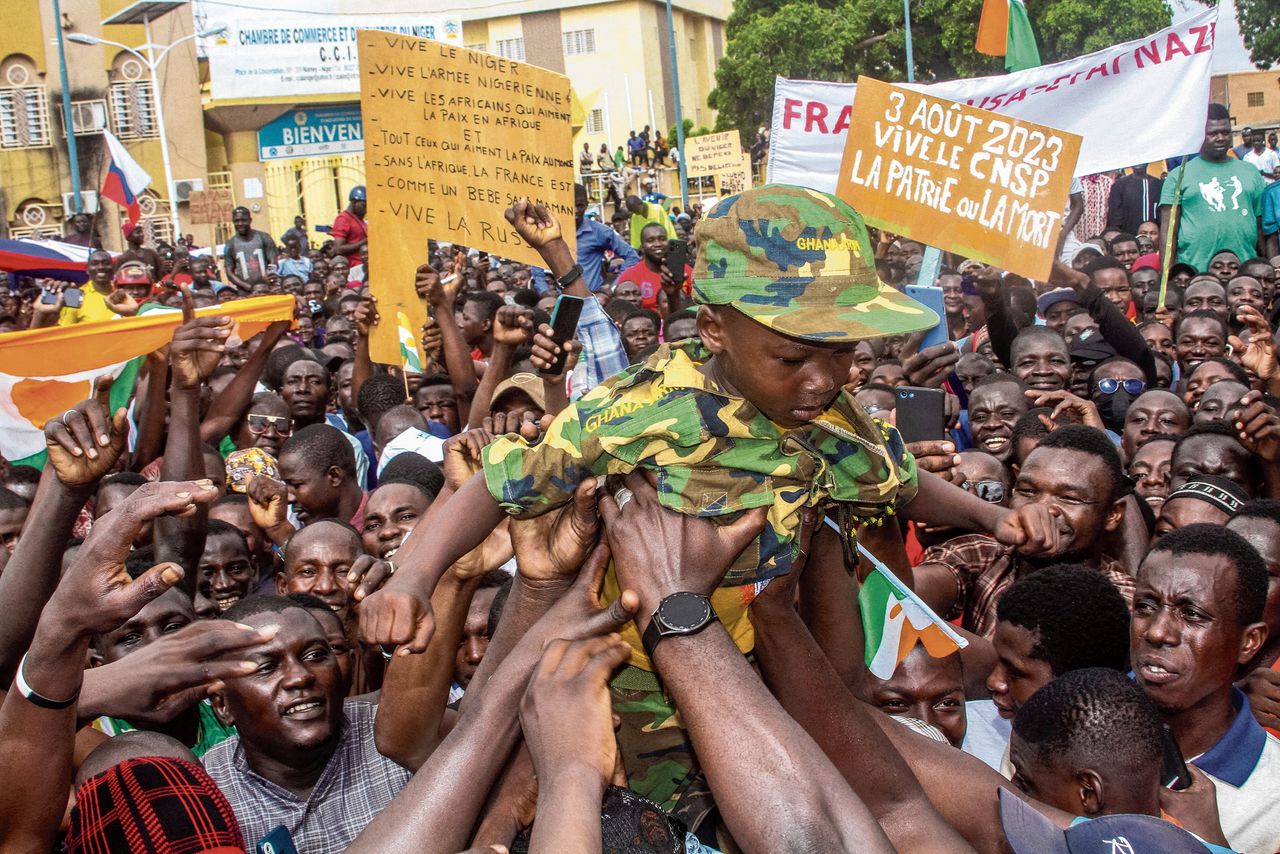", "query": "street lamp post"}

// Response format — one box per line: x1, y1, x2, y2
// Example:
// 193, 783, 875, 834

68, 21, 223, 241
664, 0, 689, 210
